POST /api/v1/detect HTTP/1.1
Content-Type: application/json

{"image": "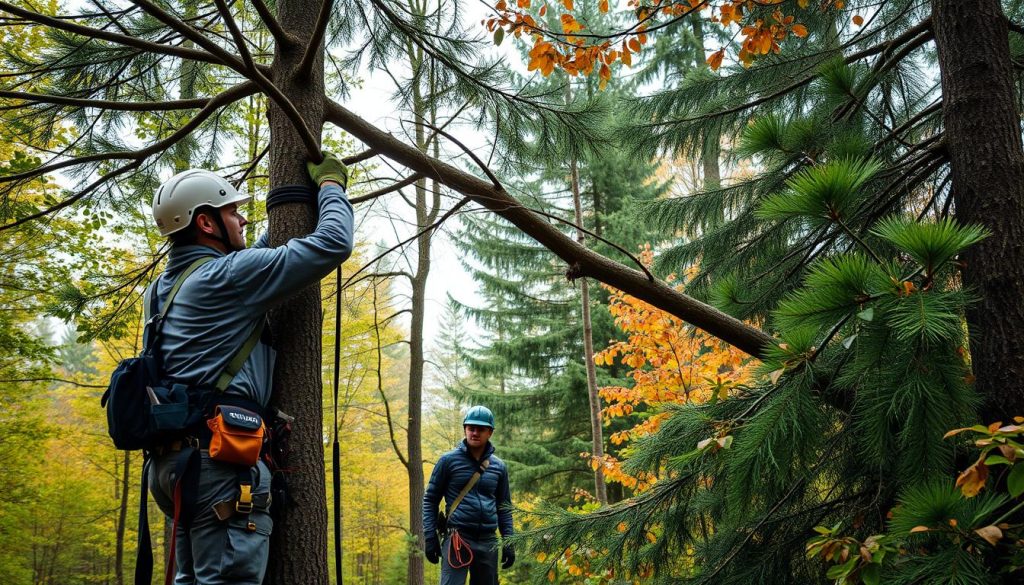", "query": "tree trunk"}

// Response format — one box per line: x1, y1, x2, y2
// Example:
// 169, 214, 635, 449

567, 80, 607, 504
404, 74, 432, 585
933, 0, 1024, 420
407, 253, 427, 585
690, 15, 721, 191
265, 0, 328, 581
